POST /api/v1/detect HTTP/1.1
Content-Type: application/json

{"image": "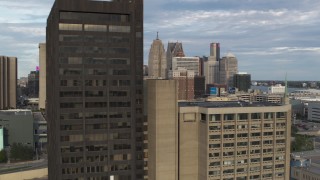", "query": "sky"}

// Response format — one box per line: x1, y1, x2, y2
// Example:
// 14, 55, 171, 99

0, 0, 320, 80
